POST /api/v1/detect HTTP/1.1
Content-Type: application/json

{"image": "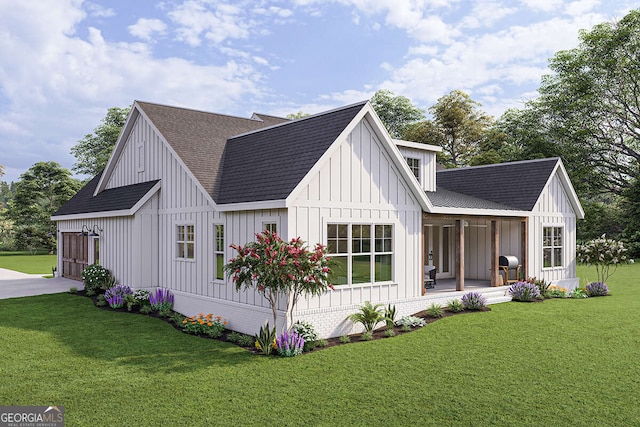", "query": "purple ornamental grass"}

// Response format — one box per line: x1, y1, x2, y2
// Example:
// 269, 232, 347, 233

585, 281, 609, 297
104, 284, 132, 308
276, 330, 305, 357
149, 288, 174, 311
461, 291, 487, 310
508, 281, 541, 302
